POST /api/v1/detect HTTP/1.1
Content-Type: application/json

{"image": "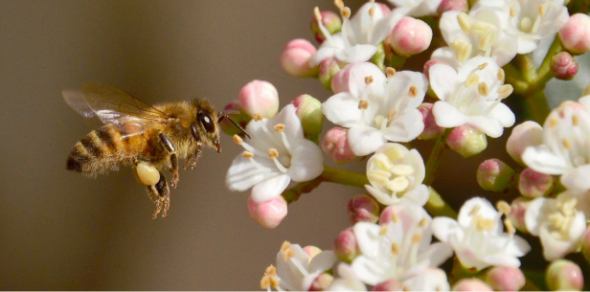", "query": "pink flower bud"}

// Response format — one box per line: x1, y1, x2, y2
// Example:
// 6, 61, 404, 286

546, 259, 584, 291
437, 0, 468, 14
303, 245, 322, 259
388, 17, 432, 57
292, 94, 323, 141
219, 99, 251, 137
452, 278, 493, 291
322, 127, 356, 164
309, 273, 334, 291
347, 194, 380, 223
247, 195, 288, 229
418, 102, 445, 140
423, 59, 449, 80
559, 13, 590, 55
484, 266, 525, 291
518, 168, 554, 198
333, 227, 360, 263
319, 58, 341, 91
447, 125, 488, 158
239, 80, 279, 118
506, 121, 543, 166
281, 39, 319, 78
477, 159, 516, 192
373, 279, 402, 291
551, 51, 578, 80
581, 226, 590, 263
508, 197, 530, 233
310, 10, 342, 44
